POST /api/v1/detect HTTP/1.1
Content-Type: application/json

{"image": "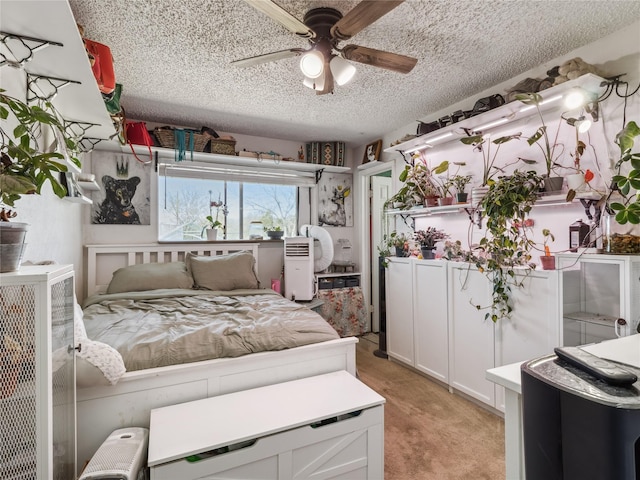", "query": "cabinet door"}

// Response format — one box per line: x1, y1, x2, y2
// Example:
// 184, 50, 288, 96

386, 259, 414, 365
448, 265, 495, 407
494, 270, 560, 411
414, 262, 448, 383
